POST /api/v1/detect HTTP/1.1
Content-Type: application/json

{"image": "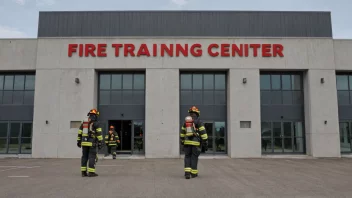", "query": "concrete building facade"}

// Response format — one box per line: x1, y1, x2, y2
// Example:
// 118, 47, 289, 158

0, 11, 351, 158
